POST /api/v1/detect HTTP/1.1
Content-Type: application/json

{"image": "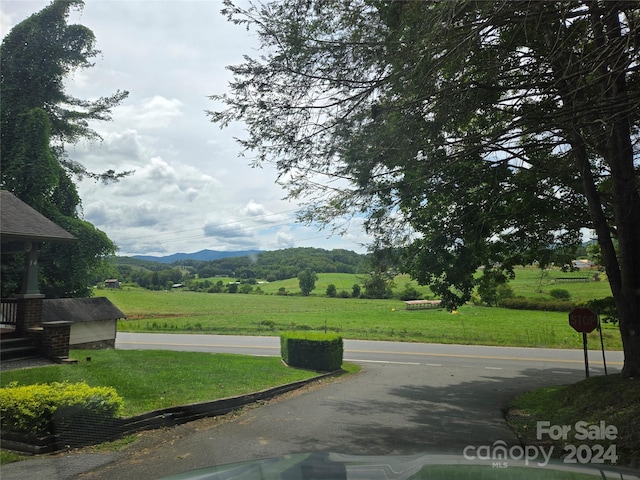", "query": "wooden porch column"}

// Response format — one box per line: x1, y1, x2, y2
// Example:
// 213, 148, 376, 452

13, 241, 44, 334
